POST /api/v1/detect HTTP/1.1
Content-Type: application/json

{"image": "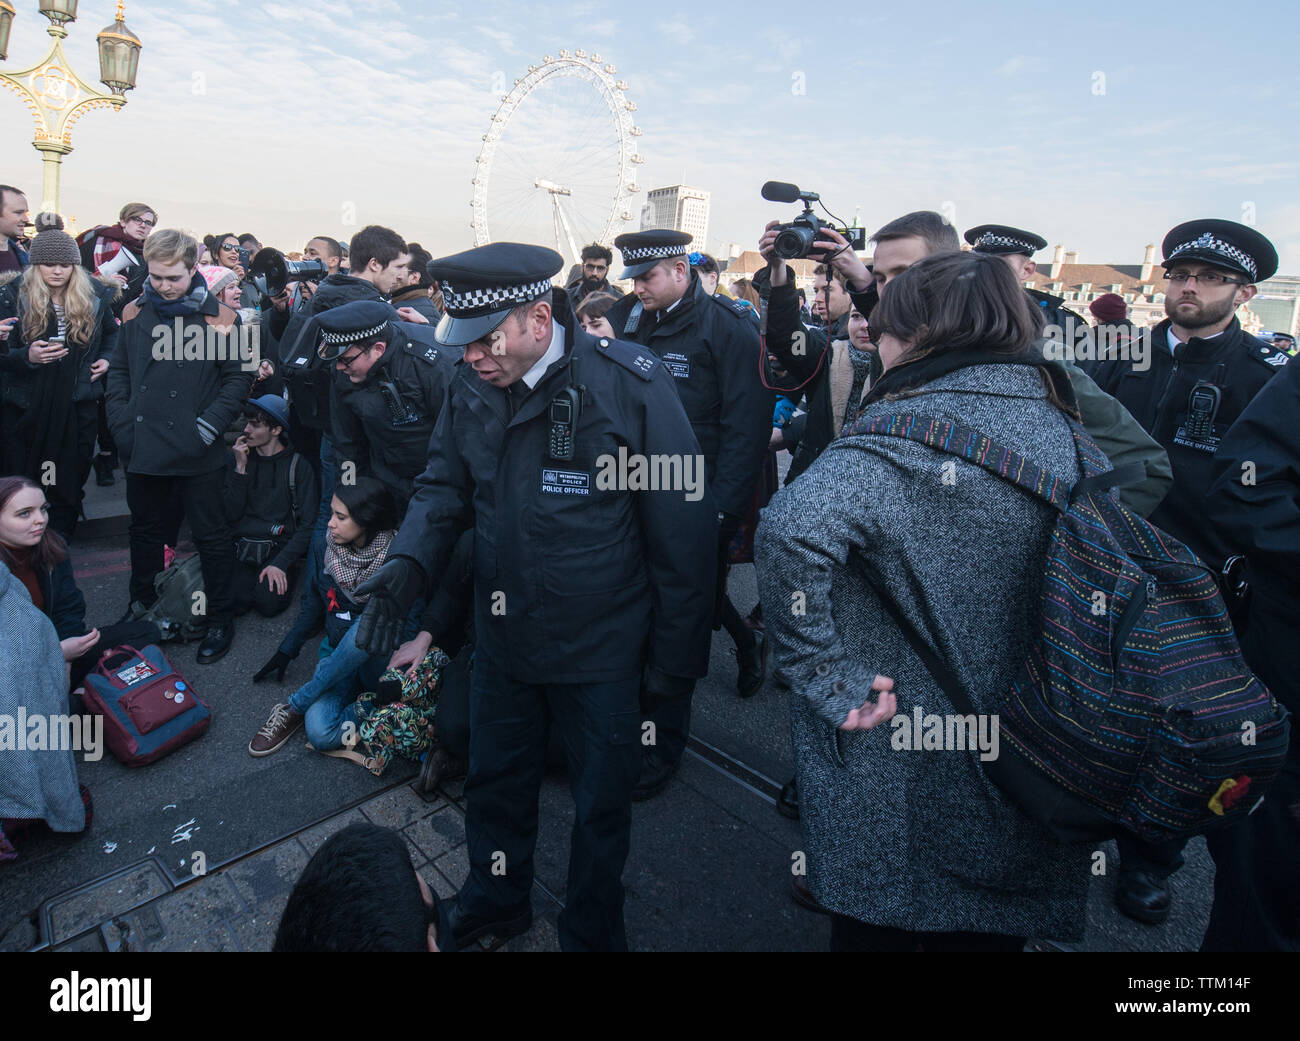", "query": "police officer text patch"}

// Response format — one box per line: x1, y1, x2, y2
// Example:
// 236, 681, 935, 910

541, 468, 591, 495
662, 352, 691, 379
